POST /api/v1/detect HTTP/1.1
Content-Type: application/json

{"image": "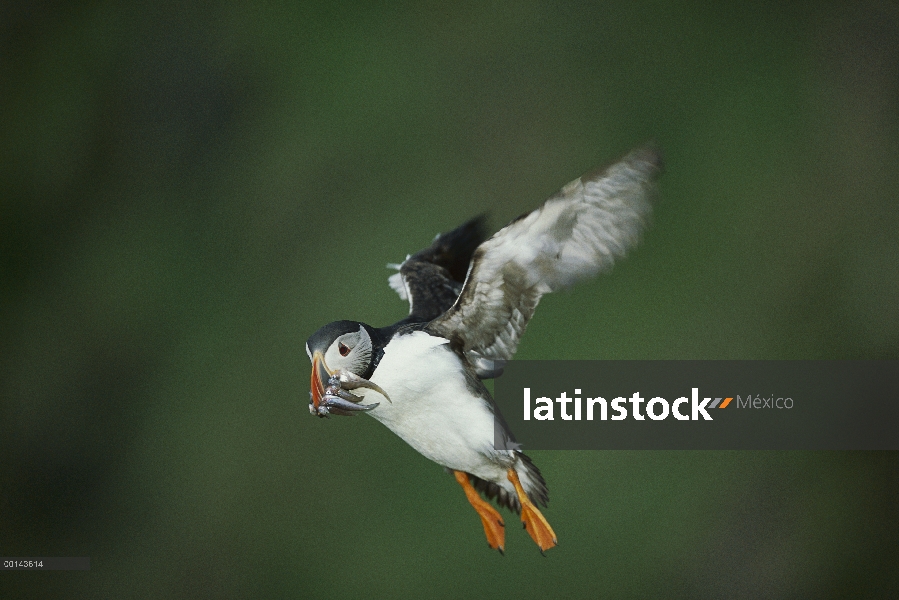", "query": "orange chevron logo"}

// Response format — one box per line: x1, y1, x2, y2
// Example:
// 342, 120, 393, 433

709, 397, 733, 409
